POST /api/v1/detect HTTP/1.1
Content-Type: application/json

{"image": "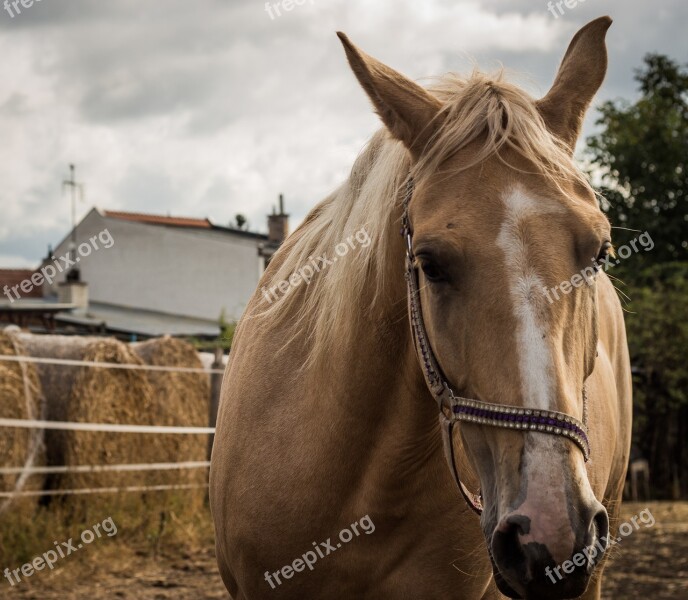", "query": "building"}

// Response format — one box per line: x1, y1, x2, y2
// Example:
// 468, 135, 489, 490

258, 193, 290, 264
0, 204, 289, 339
